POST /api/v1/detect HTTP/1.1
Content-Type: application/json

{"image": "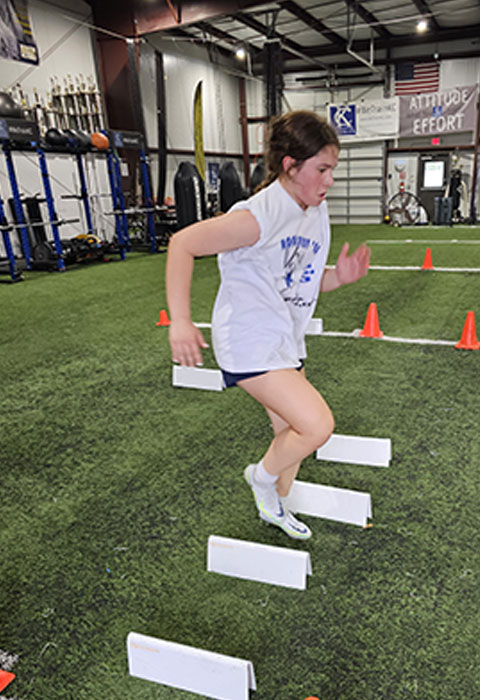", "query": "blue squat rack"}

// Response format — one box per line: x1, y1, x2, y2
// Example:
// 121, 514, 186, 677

0, 192, 23, 283
2, 142, 33, 271
1, 120, 69, 274
107, 129, 157, 254
37, 146, 67, 271
105, 145, 129, 260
